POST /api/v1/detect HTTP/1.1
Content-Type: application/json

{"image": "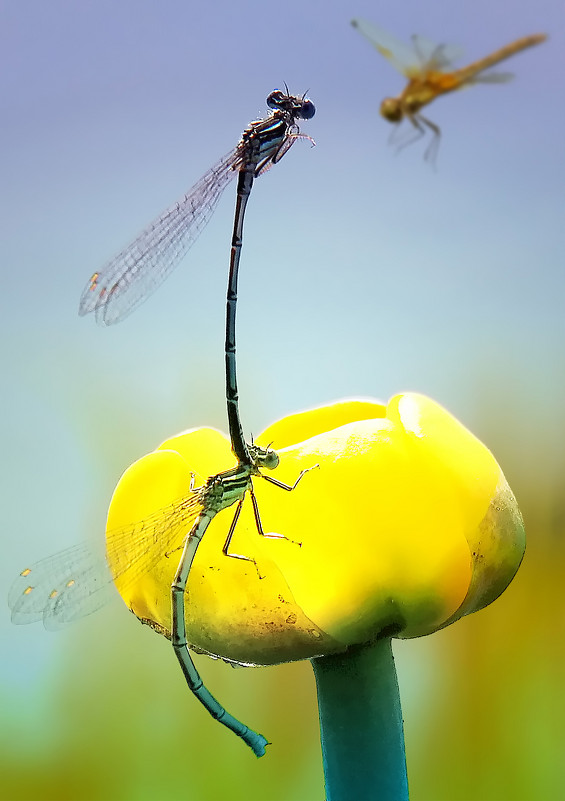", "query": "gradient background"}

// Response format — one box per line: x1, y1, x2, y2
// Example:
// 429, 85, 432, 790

1, 1, 563, 799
